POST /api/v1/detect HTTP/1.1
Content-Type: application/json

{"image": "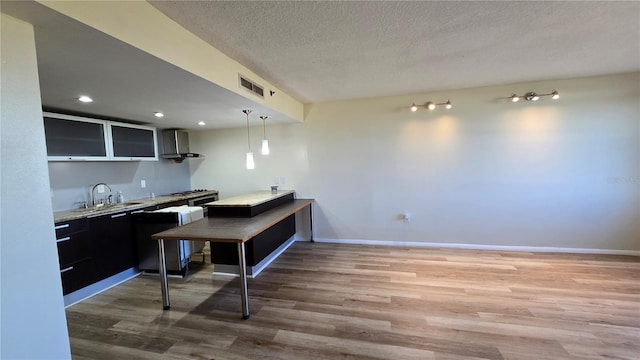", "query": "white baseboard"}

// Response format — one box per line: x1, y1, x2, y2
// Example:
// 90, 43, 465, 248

311, 238, 640, 256
212, 234, 301, 278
